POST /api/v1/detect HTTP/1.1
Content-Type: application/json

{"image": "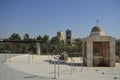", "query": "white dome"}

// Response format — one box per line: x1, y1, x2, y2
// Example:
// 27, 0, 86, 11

90, 26, 105, 36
